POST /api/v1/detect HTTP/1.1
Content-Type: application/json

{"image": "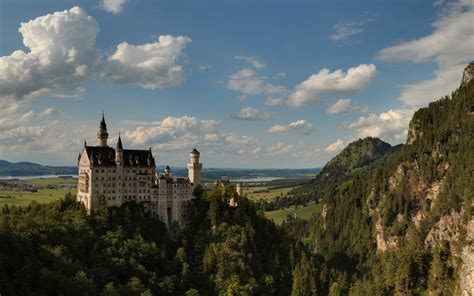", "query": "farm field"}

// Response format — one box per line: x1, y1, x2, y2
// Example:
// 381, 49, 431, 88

246, 186, 293, 201
264, 201, 321, 225
23, 177, 77, 187
0, 188, 73, 207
